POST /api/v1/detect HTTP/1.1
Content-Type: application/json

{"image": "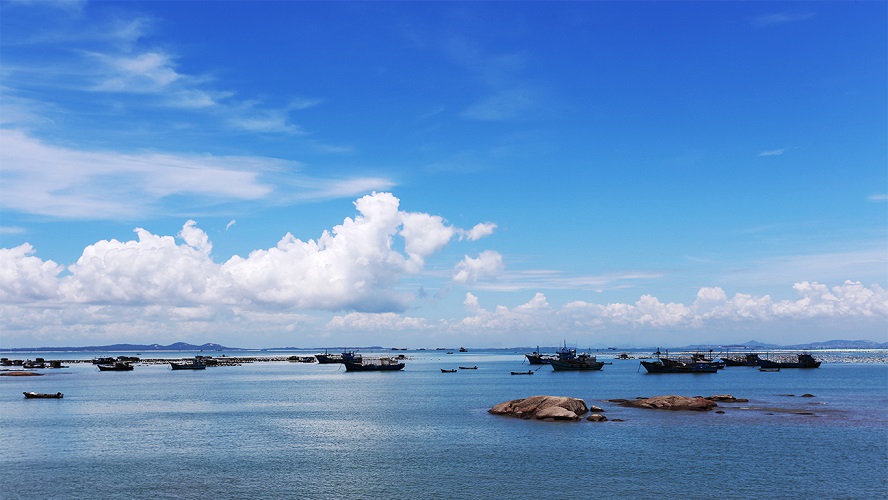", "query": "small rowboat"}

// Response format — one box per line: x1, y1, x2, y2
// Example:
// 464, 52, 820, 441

441, 369, 457, 373
459, 366, 477, 370
23, 391, 63, 399
511, 370, 533, 375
